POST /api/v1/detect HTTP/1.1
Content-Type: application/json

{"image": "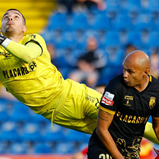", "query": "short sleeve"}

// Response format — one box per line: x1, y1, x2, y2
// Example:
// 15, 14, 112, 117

100, 77, 122, 112
151, 104, 159, 117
